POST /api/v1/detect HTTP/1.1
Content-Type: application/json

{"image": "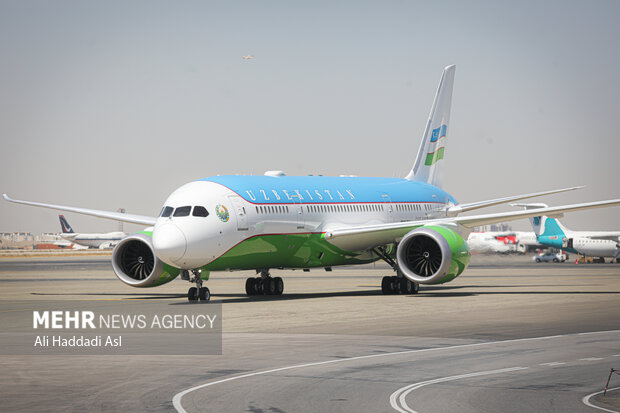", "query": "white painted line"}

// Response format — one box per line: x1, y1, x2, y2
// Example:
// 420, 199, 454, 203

539, 362, 566, 367
580, 357, 604, 361
389, 367, 528, 413
582, 386, 620, 413
613, 355, 620, 357
171, 329, 620, 413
